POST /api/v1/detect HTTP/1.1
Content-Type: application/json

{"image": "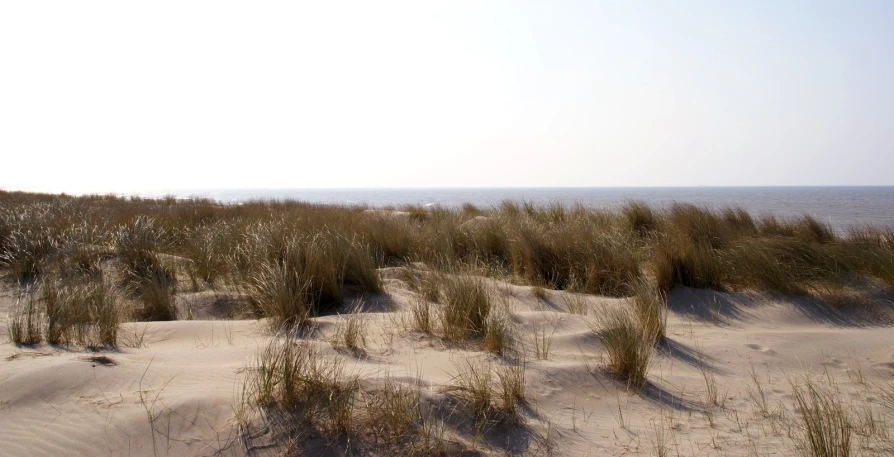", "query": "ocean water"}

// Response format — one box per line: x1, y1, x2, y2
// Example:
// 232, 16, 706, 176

166, 187, 894, 233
